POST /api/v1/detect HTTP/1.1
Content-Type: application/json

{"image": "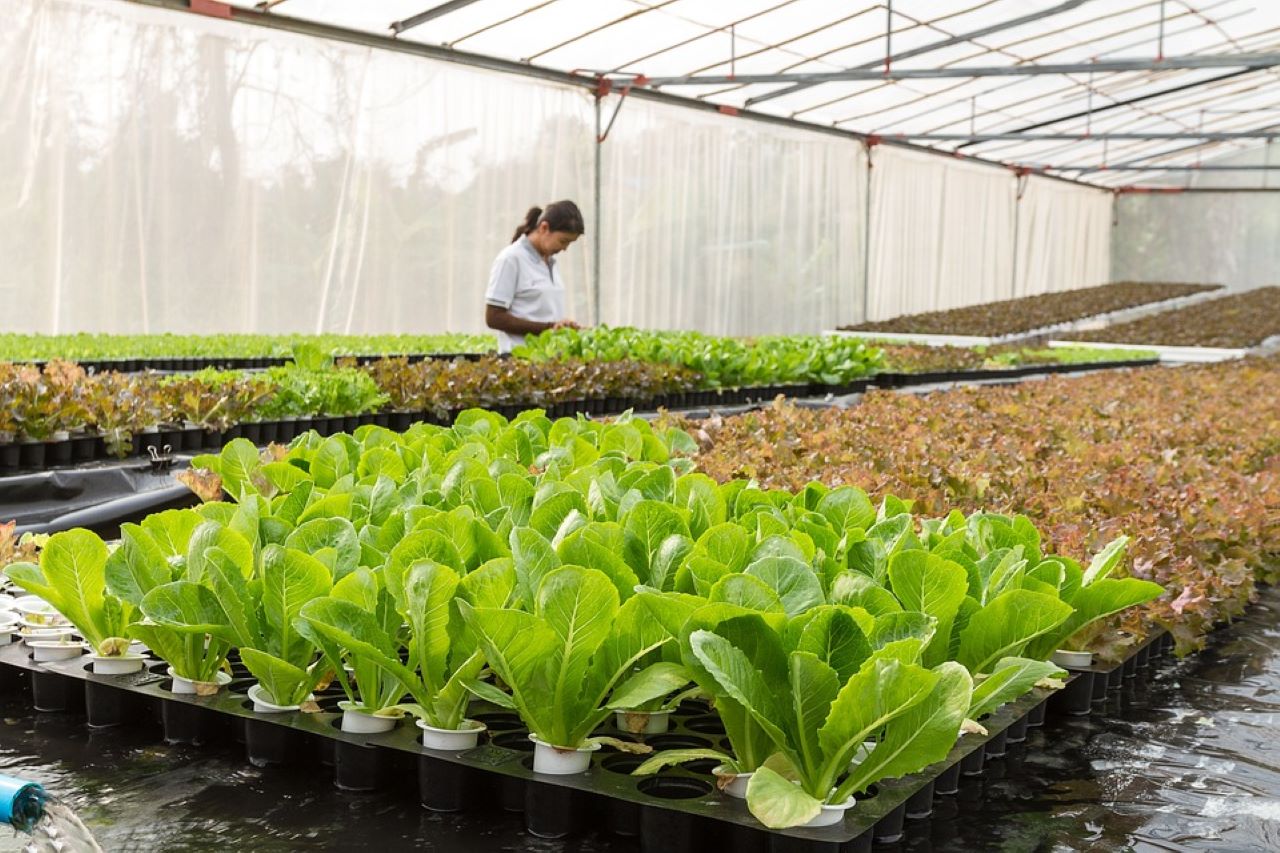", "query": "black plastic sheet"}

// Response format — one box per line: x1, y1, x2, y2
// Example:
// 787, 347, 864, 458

0, 458, 198, 536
